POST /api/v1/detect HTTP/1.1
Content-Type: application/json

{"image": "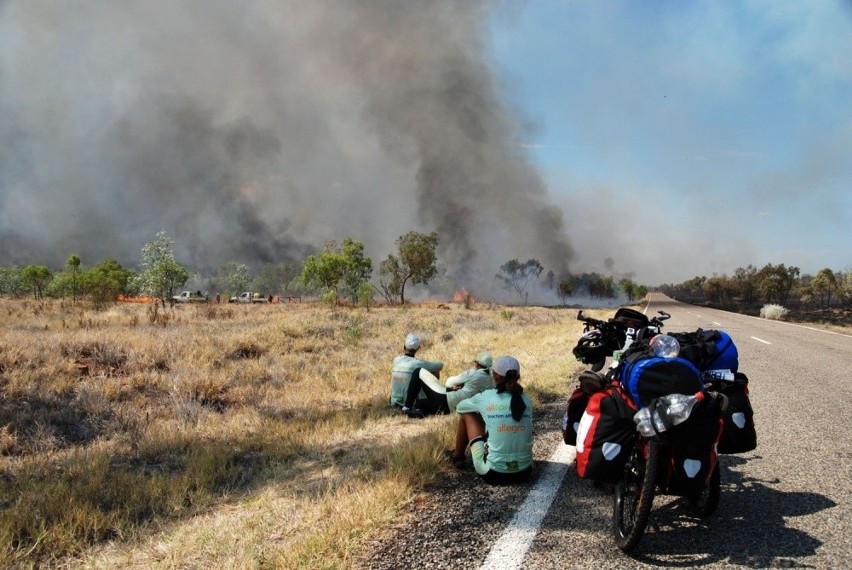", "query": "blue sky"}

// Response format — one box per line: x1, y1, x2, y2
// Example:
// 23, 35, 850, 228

487, 1, 852, 284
